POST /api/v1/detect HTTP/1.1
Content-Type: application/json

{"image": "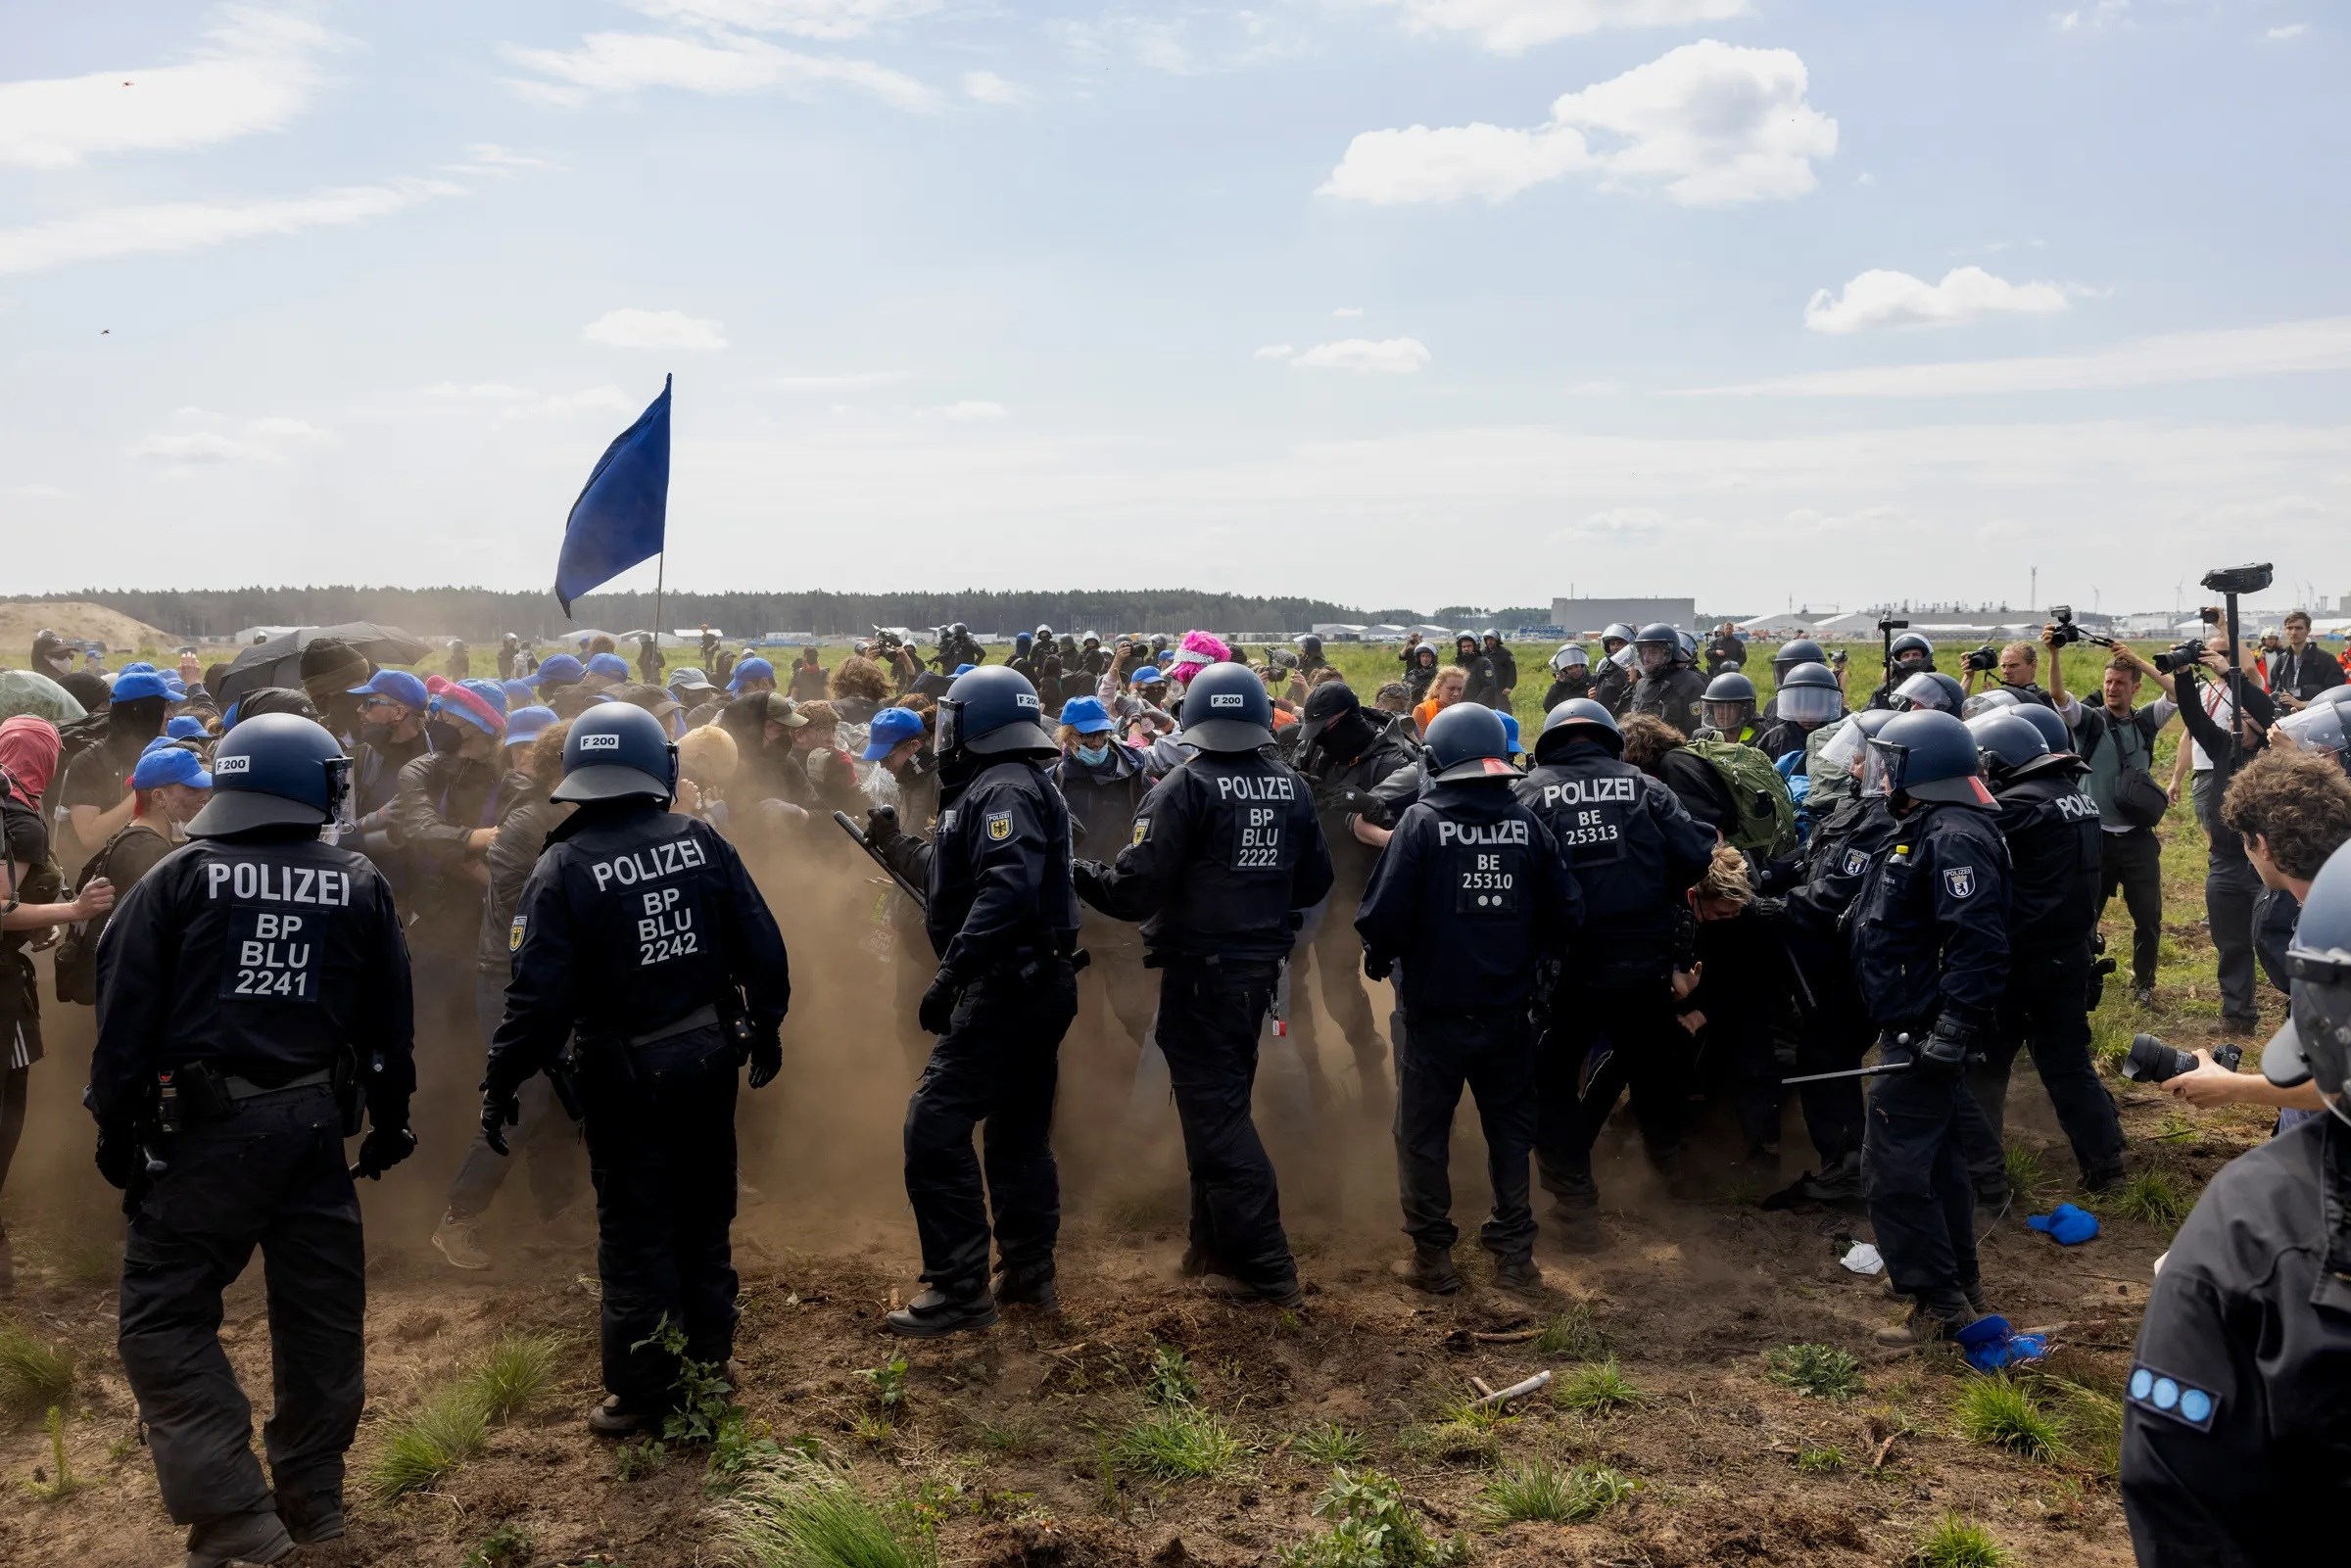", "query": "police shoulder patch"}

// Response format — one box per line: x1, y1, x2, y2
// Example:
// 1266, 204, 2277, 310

1843, 848, 1869, 877
508, 914, 527, 952
986, 810, 1013, 841
1131, 816, 1151, 847
2126, 1363, 2219, 1431
1944, 866, 1977, 900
